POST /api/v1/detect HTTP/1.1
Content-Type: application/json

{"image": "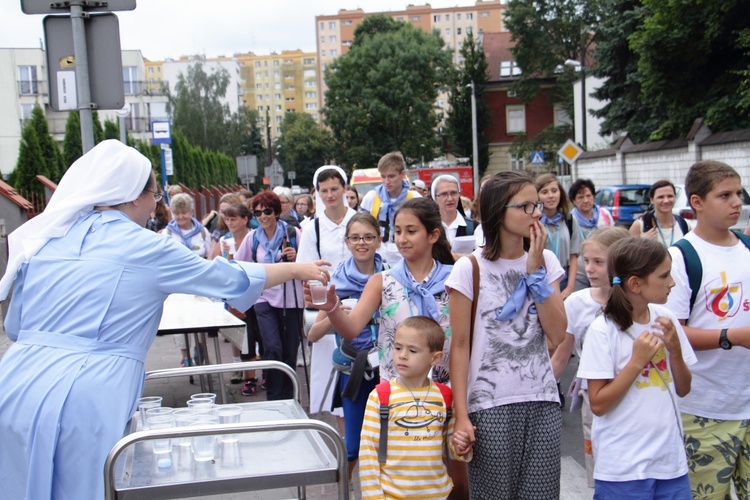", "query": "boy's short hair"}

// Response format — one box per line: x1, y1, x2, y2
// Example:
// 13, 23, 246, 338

686, 160, 740, 209
377, 151, 406, 174
396, 316, 445, 352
